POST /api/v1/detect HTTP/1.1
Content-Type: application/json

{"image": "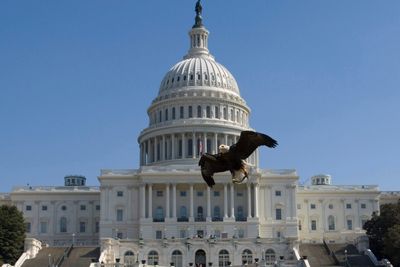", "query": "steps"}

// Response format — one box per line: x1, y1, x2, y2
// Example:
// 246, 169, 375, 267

21, 247, 66, 267
299, 244, 341, 267
60, 247, 100, 267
